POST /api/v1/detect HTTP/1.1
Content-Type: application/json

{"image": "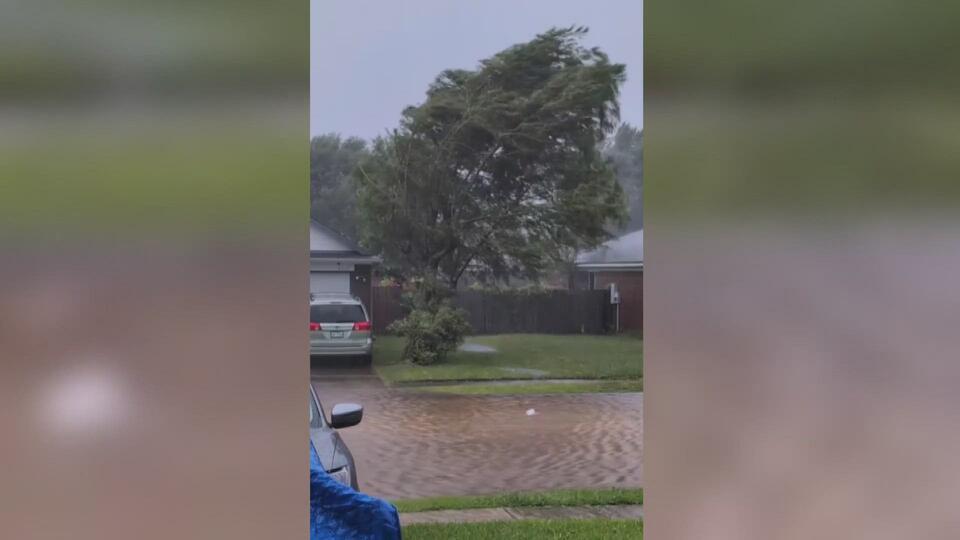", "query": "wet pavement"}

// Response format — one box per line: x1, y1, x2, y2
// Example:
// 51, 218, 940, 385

311, 365, 643, 500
